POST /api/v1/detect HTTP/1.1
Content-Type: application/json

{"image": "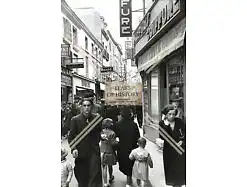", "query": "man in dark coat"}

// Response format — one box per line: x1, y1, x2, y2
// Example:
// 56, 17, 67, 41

115, 106, 140, 186
68, 94, 102, 187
